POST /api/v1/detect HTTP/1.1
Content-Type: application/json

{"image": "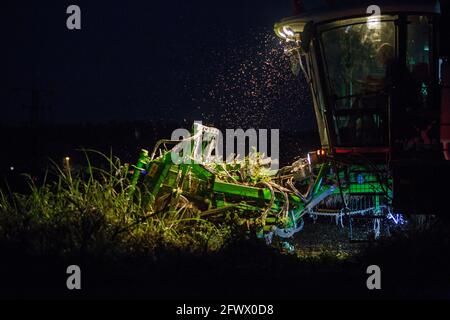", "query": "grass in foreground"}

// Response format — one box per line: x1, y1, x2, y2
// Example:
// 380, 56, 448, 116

0, 151, 231, 259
